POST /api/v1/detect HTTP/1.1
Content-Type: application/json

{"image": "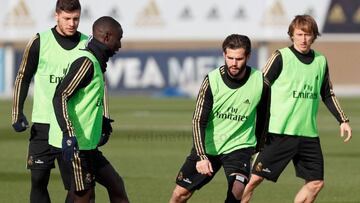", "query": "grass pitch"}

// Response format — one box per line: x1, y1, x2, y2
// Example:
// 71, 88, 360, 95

0, 96, 359, 203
